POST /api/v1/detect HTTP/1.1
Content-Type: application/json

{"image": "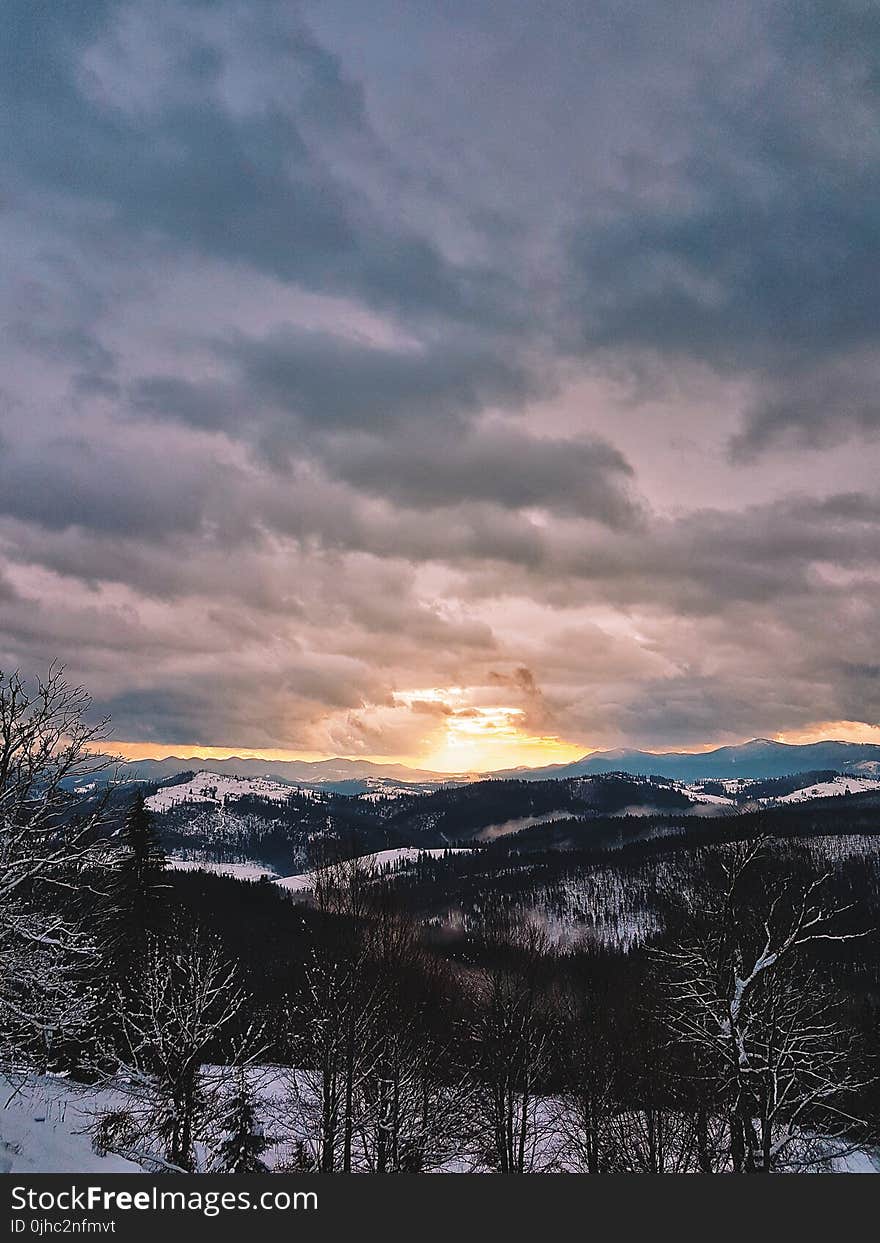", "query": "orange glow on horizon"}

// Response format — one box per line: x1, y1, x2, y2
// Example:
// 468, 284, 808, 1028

772, 720, 880, 746
91, 734, 588, 775
95, 741, 345, 765
90, 719, 880, 776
